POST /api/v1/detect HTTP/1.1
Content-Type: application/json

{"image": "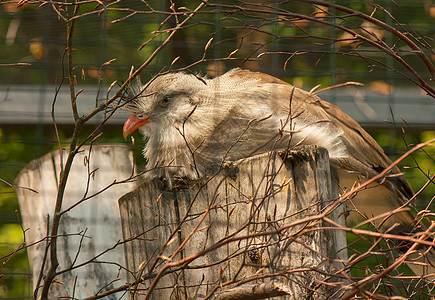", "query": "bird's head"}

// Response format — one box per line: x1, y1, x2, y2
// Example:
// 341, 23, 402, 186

122, 72, 208, 140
